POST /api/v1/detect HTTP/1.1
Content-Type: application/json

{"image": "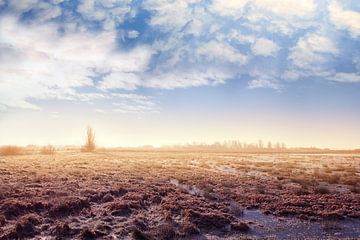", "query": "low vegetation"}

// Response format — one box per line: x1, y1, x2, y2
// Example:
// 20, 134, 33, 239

0, 150, 359, 239
0, 145, 24, 156
40, 145, 56, 155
